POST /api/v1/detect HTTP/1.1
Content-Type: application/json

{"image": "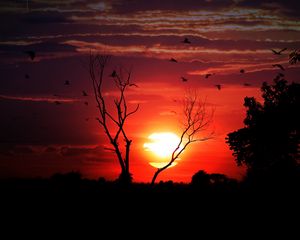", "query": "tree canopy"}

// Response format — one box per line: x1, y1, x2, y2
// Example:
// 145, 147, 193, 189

226, 75, 300, 184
